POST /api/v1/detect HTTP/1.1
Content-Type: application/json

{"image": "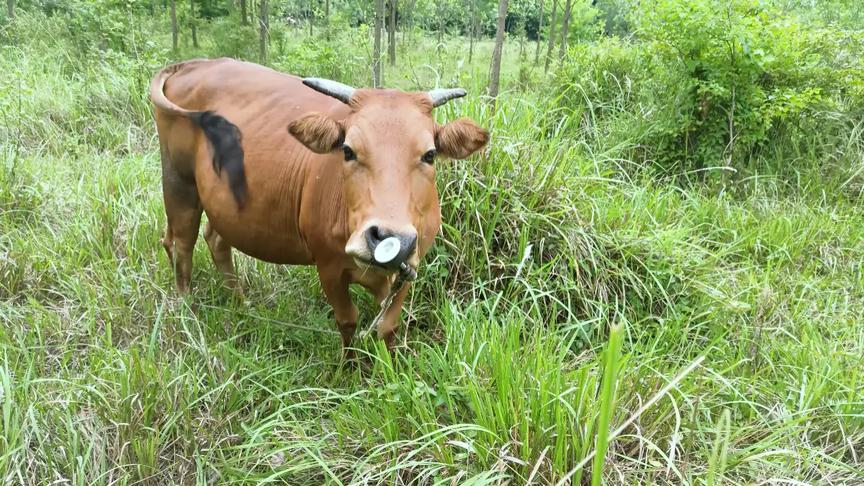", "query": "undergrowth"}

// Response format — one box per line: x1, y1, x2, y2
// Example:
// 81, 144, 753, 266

1, 5, 863, 485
